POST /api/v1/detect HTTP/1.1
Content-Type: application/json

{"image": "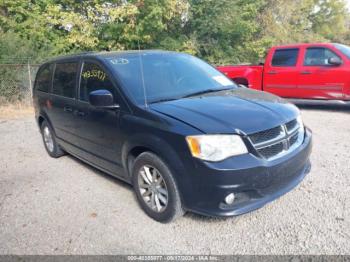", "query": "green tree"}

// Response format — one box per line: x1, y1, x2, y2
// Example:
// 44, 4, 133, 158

184, 0, 265, 64
0, 0, 350, 64
0, 0, 191, 56
98, 0, 190, 51
0, 31, 42, 101
241, 0, 350, 62
310, 0, 349, 41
